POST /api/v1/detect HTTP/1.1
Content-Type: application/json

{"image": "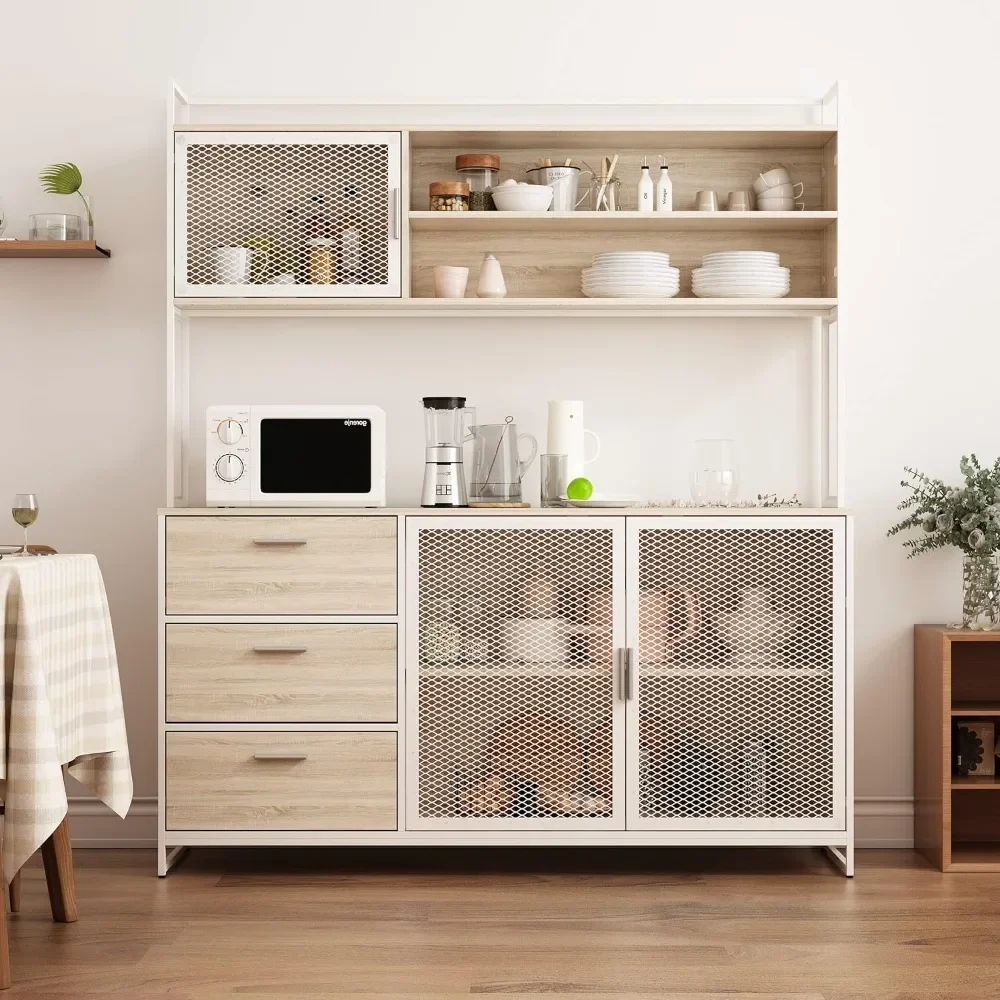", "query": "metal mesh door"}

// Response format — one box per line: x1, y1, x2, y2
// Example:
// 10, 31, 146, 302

630, 519, 843, 829
175, 132, 400, 296
409, 522, 620, 829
